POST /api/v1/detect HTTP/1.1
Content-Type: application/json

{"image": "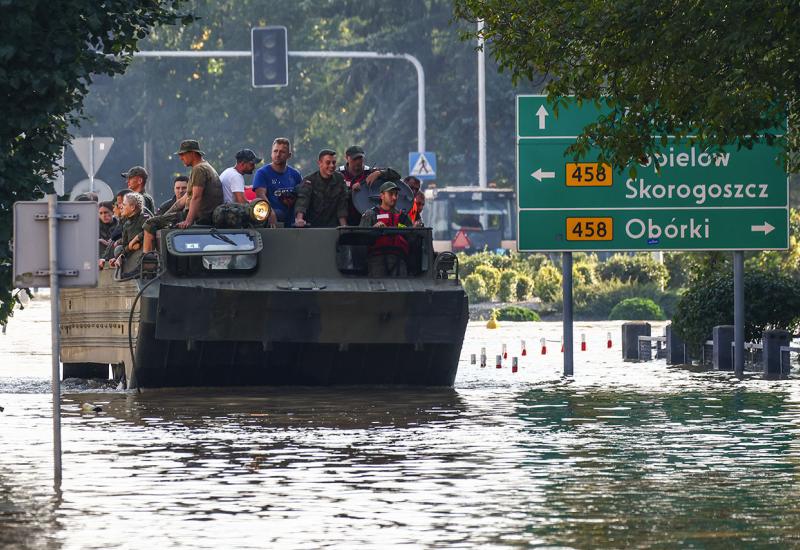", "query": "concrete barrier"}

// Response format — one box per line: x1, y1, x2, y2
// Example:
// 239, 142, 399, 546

762, 329, 792, 378
712, 325, 734, 370
665, 324, 688, 365
622, 322, 651, 361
